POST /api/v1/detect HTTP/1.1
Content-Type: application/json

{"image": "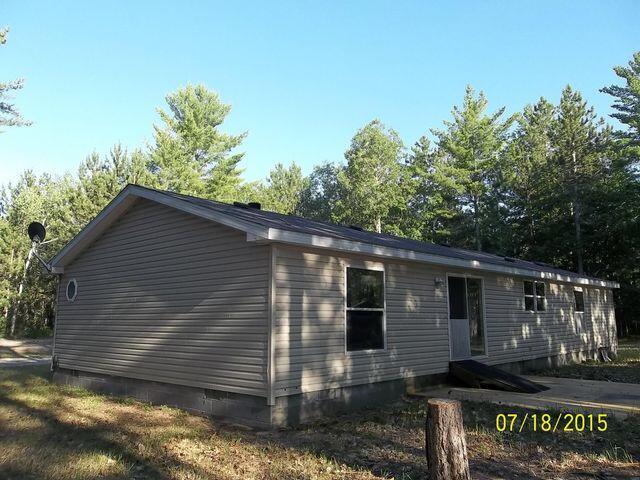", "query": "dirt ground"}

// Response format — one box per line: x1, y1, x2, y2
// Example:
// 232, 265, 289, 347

0, 337, 52, 359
